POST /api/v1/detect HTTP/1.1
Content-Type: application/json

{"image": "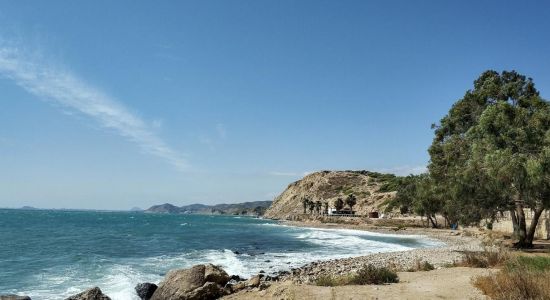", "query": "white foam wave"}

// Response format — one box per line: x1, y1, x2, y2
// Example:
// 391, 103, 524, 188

22, 224, 444, 300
